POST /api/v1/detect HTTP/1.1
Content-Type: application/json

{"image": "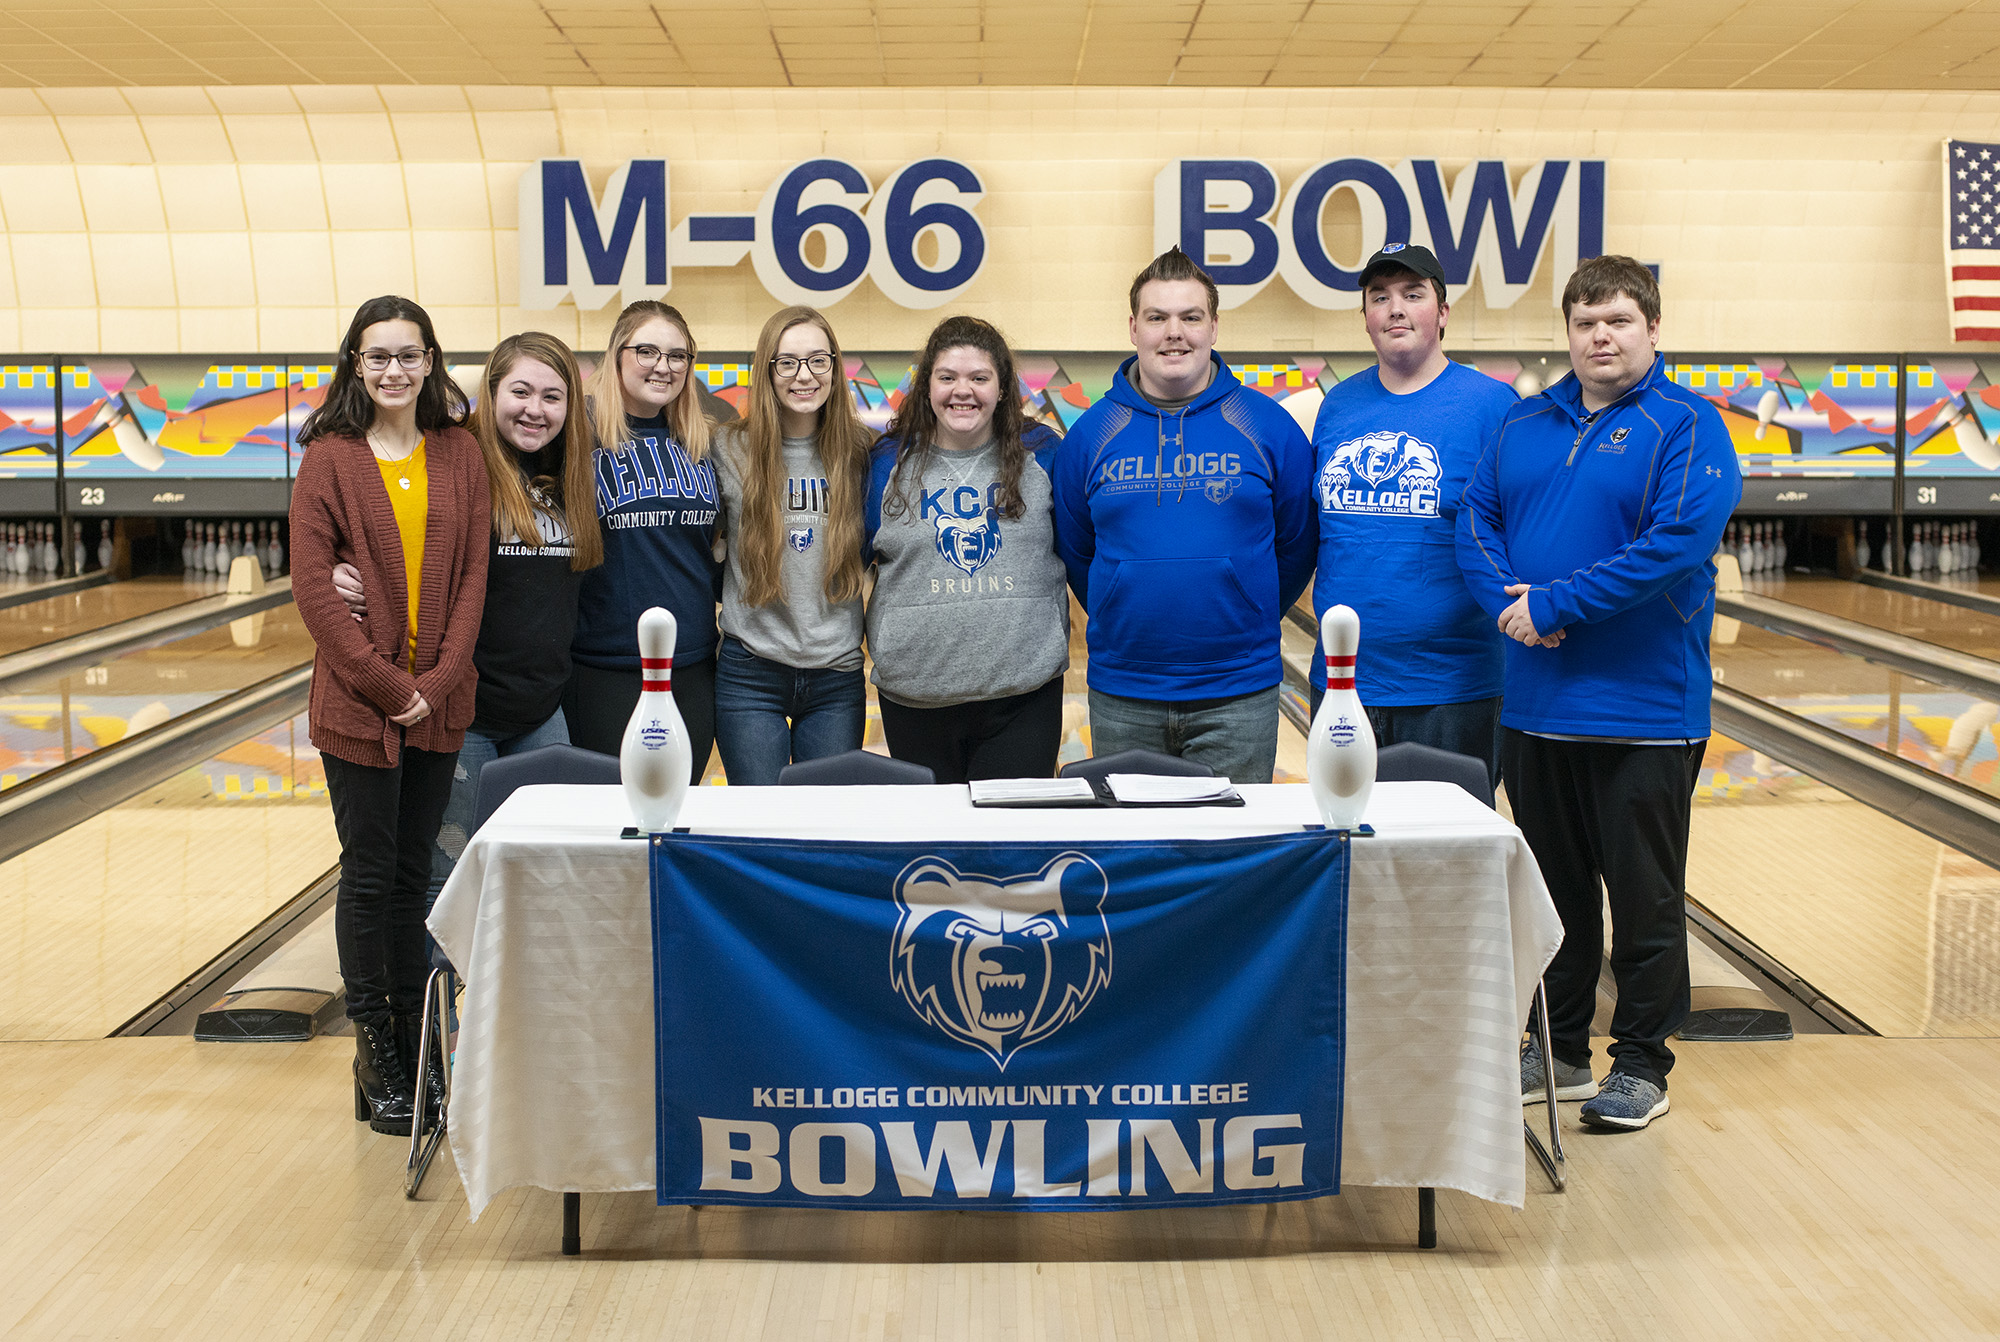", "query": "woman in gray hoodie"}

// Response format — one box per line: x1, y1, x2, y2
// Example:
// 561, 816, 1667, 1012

711, 306, 876, 784
862, 316, 1071, 783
